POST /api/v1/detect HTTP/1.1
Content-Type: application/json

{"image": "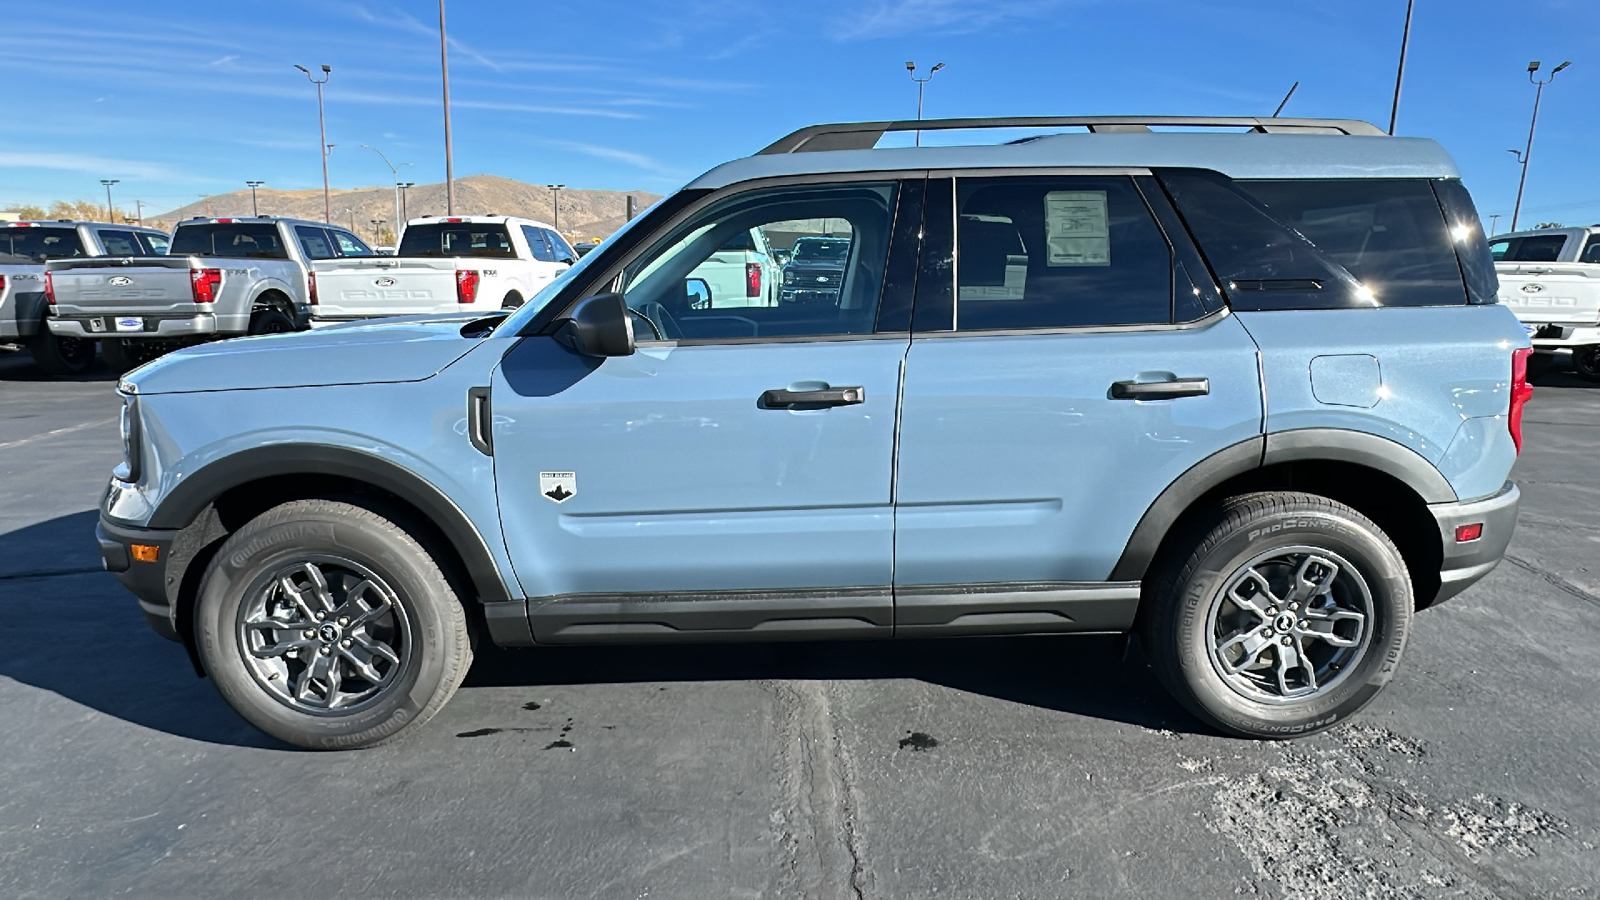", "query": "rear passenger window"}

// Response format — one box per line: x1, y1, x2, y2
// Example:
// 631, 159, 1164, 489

543, 228, 576, 262
1494, 235, 1566, 263
331, 231, 373, 257
96, 230, 142, 256
1583, 237, 1600, 265
521, 225, 556, 262
295, 226, 336, 260
141, 233, 170, 255
953, 176, 1172, 330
